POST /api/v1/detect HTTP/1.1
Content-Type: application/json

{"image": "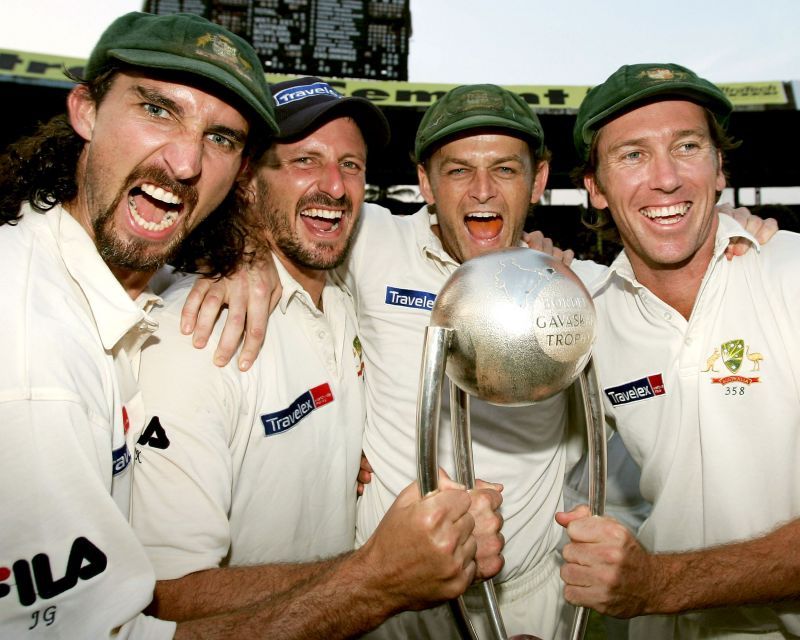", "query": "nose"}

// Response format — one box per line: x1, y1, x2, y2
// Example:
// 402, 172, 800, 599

469, 168, 497, 203
648, 150, 681, 193
162, 132, 203, 181
318, 161, 346, 200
